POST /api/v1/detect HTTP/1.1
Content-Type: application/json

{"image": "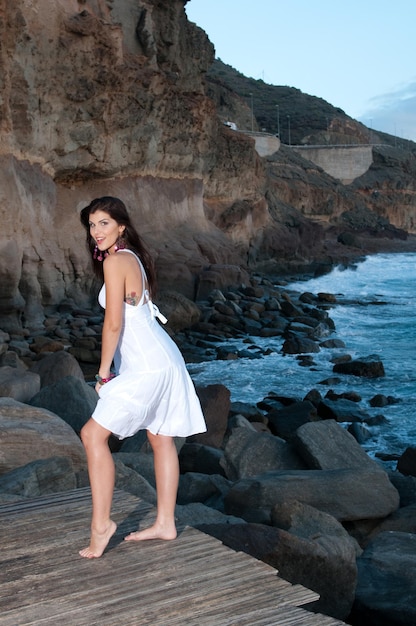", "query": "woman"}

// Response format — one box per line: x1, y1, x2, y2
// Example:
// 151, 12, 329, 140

79, 196, 206, 559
